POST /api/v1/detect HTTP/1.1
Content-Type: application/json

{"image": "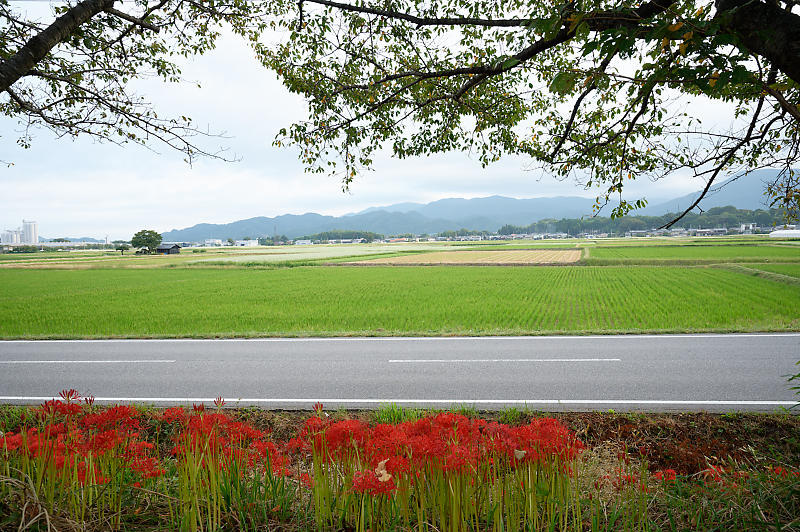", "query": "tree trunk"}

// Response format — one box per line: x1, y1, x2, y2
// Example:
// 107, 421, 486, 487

716, 0, 800, 84
0, 0, 115, 94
